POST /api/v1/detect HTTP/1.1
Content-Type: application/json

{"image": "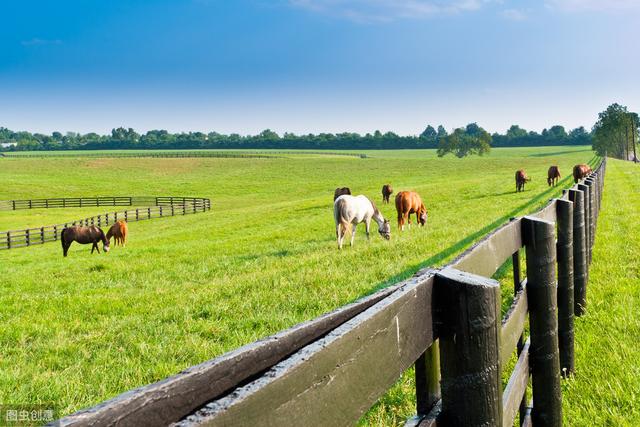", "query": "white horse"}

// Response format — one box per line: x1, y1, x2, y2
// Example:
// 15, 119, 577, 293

334, 195, 391, 249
